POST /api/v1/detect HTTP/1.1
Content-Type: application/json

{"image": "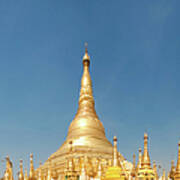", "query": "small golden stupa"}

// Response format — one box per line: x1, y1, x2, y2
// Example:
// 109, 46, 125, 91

104, 136, 125, 180
136, 133, 156, 180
